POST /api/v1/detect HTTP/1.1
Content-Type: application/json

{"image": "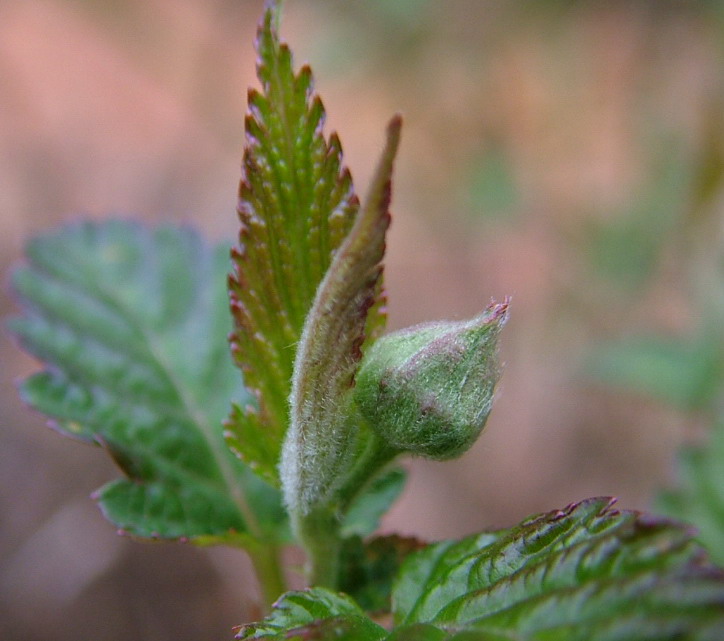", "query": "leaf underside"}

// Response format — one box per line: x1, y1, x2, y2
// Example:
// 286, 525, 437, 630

10, 220, 286, 544
227, 9, 386, 485
239, 497, 724, 640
